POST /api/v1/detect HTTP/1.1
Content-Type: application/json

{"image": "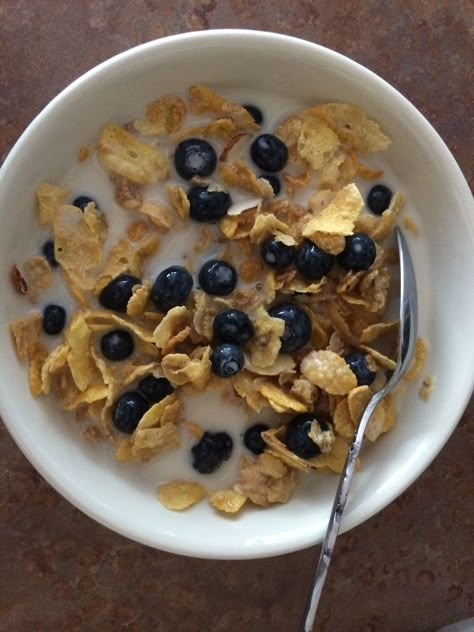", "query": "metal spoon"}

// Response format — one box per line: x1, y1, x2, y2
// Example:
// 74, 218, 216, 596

301, 226, 418, 631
